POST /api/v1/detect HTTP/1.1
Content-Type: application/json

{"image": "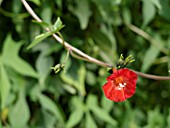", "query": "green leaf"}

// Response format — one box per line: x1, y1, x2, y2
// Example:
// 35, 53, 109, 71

101, 95, 113, 113
63, 84, 76, 94
27, 0, 41, 6
142, 0, 156, 26
72, 96, 84, 108
0, 62, 11, 109
69, 0, 92, 30
61, 62, 86, 96
141, 45, 160, 72
41, 109, 56, 128
66, 107, 84, 128
91, 30, 115, 64
40, 1, 52, 23
90, 105, 117, 126
12, 0, 22, 14
87, 95, 117, 126
150, 0, 161, 9
0, 119, 1, 128
36, 53, 54, 85
78, 64, 86, 95
66, 96, 84, 128
2, 34, 38, 78
92, 0, 122, 25
27, 17, 65, 50
122, 7, 132, 25
159, 0, 170, 21
145, 107, 164, 128
168, 39, 170, 73
9, 87, 30, 127
53, 17, 63, 30
167, 109, 170, 128
32, 20, 51, 28
55, 0, 62, 9
86, 71, 96, 86
27, 31, 54, 49
0, 0, 3, 5
85, 112, 97, 128
86, 94, 98, 107
38, 93, 65, 125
